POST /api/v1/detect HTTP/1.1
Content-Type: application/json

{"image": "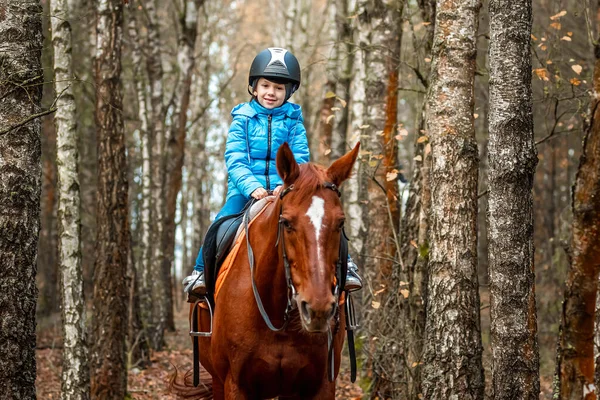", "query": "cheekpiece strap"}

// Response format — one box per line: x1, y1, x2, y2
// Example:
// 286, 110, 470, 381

323, 182, 341, 197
